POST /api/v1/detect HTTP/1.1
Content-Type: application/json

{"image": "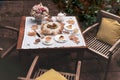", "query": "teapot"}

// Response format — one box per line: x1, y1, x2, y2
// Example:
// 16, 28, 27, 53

57, 12, 66, 22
